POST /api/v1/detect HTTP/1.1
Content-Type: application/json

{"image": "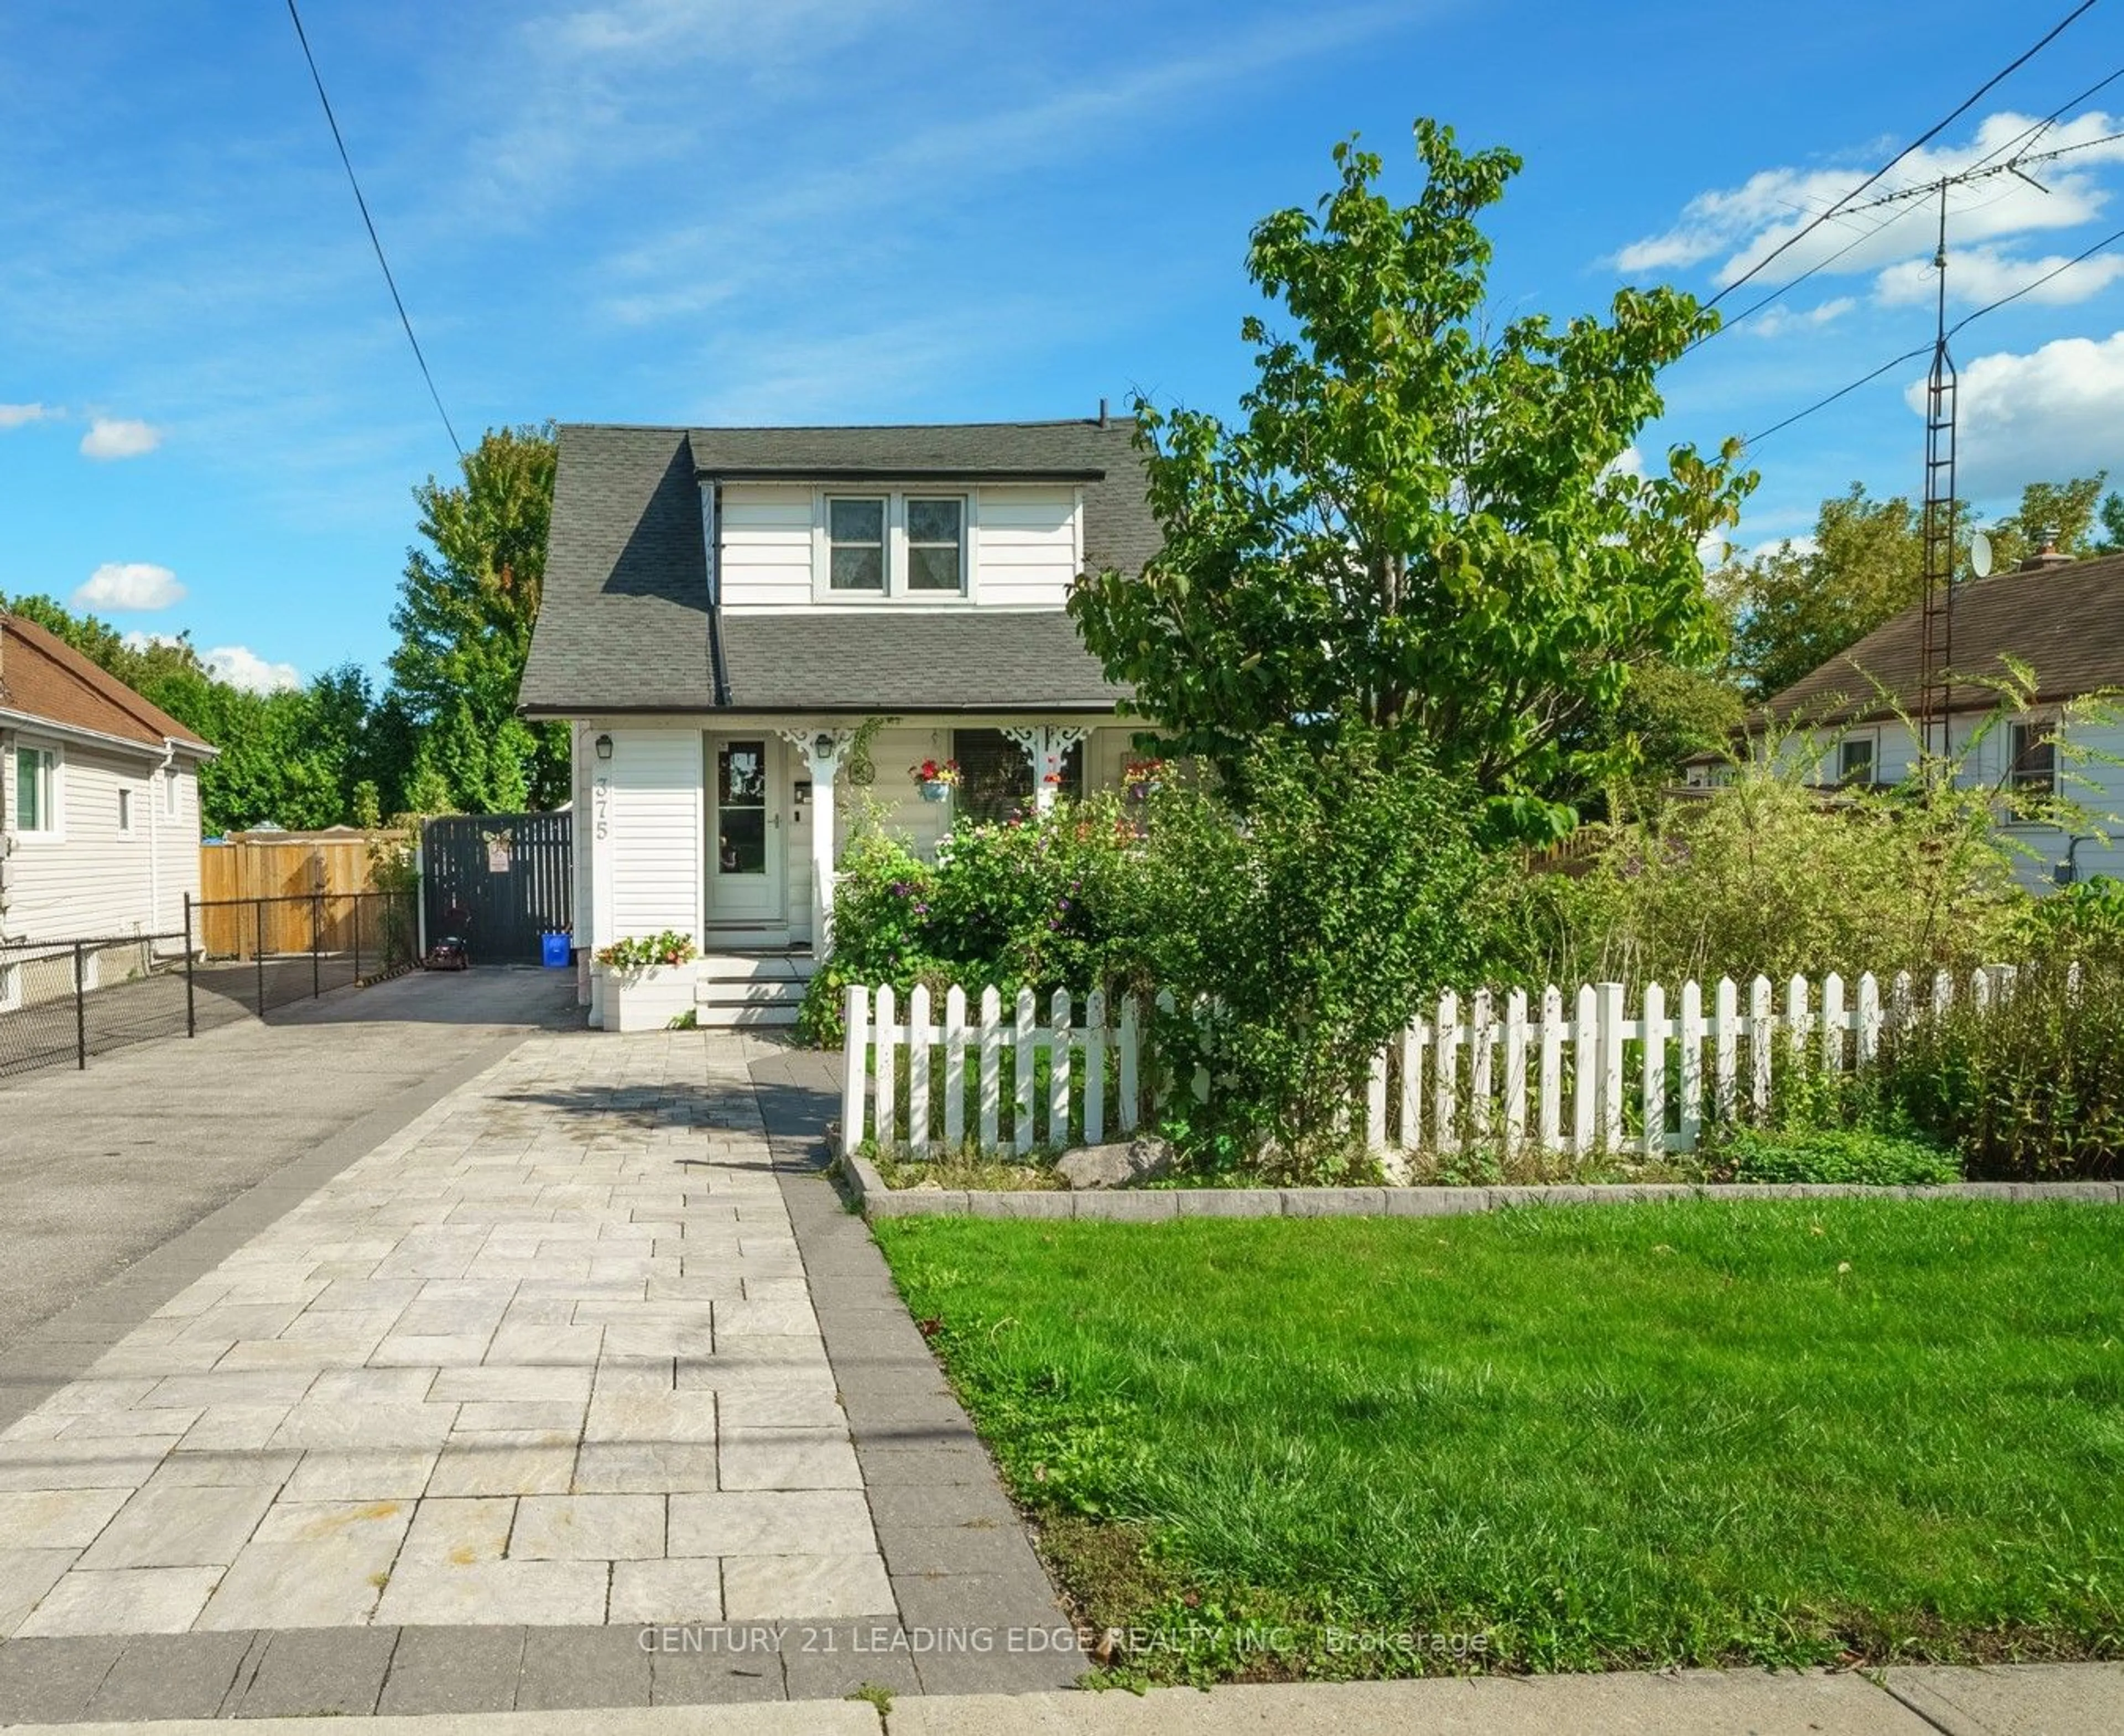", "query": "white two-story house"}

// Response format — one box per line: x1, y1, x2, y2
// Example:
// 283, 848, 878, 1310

517, 416, 1161, 1024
